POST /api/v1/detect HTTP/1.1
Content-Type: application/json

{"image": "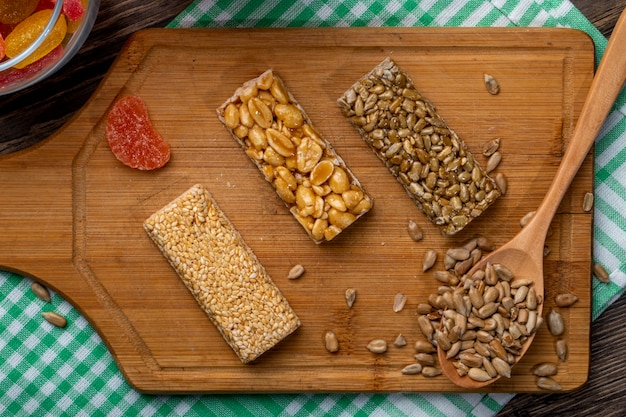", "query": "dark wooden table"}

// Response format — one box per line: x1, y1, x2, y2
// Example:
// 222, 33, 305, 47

1, 1, 625, 415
